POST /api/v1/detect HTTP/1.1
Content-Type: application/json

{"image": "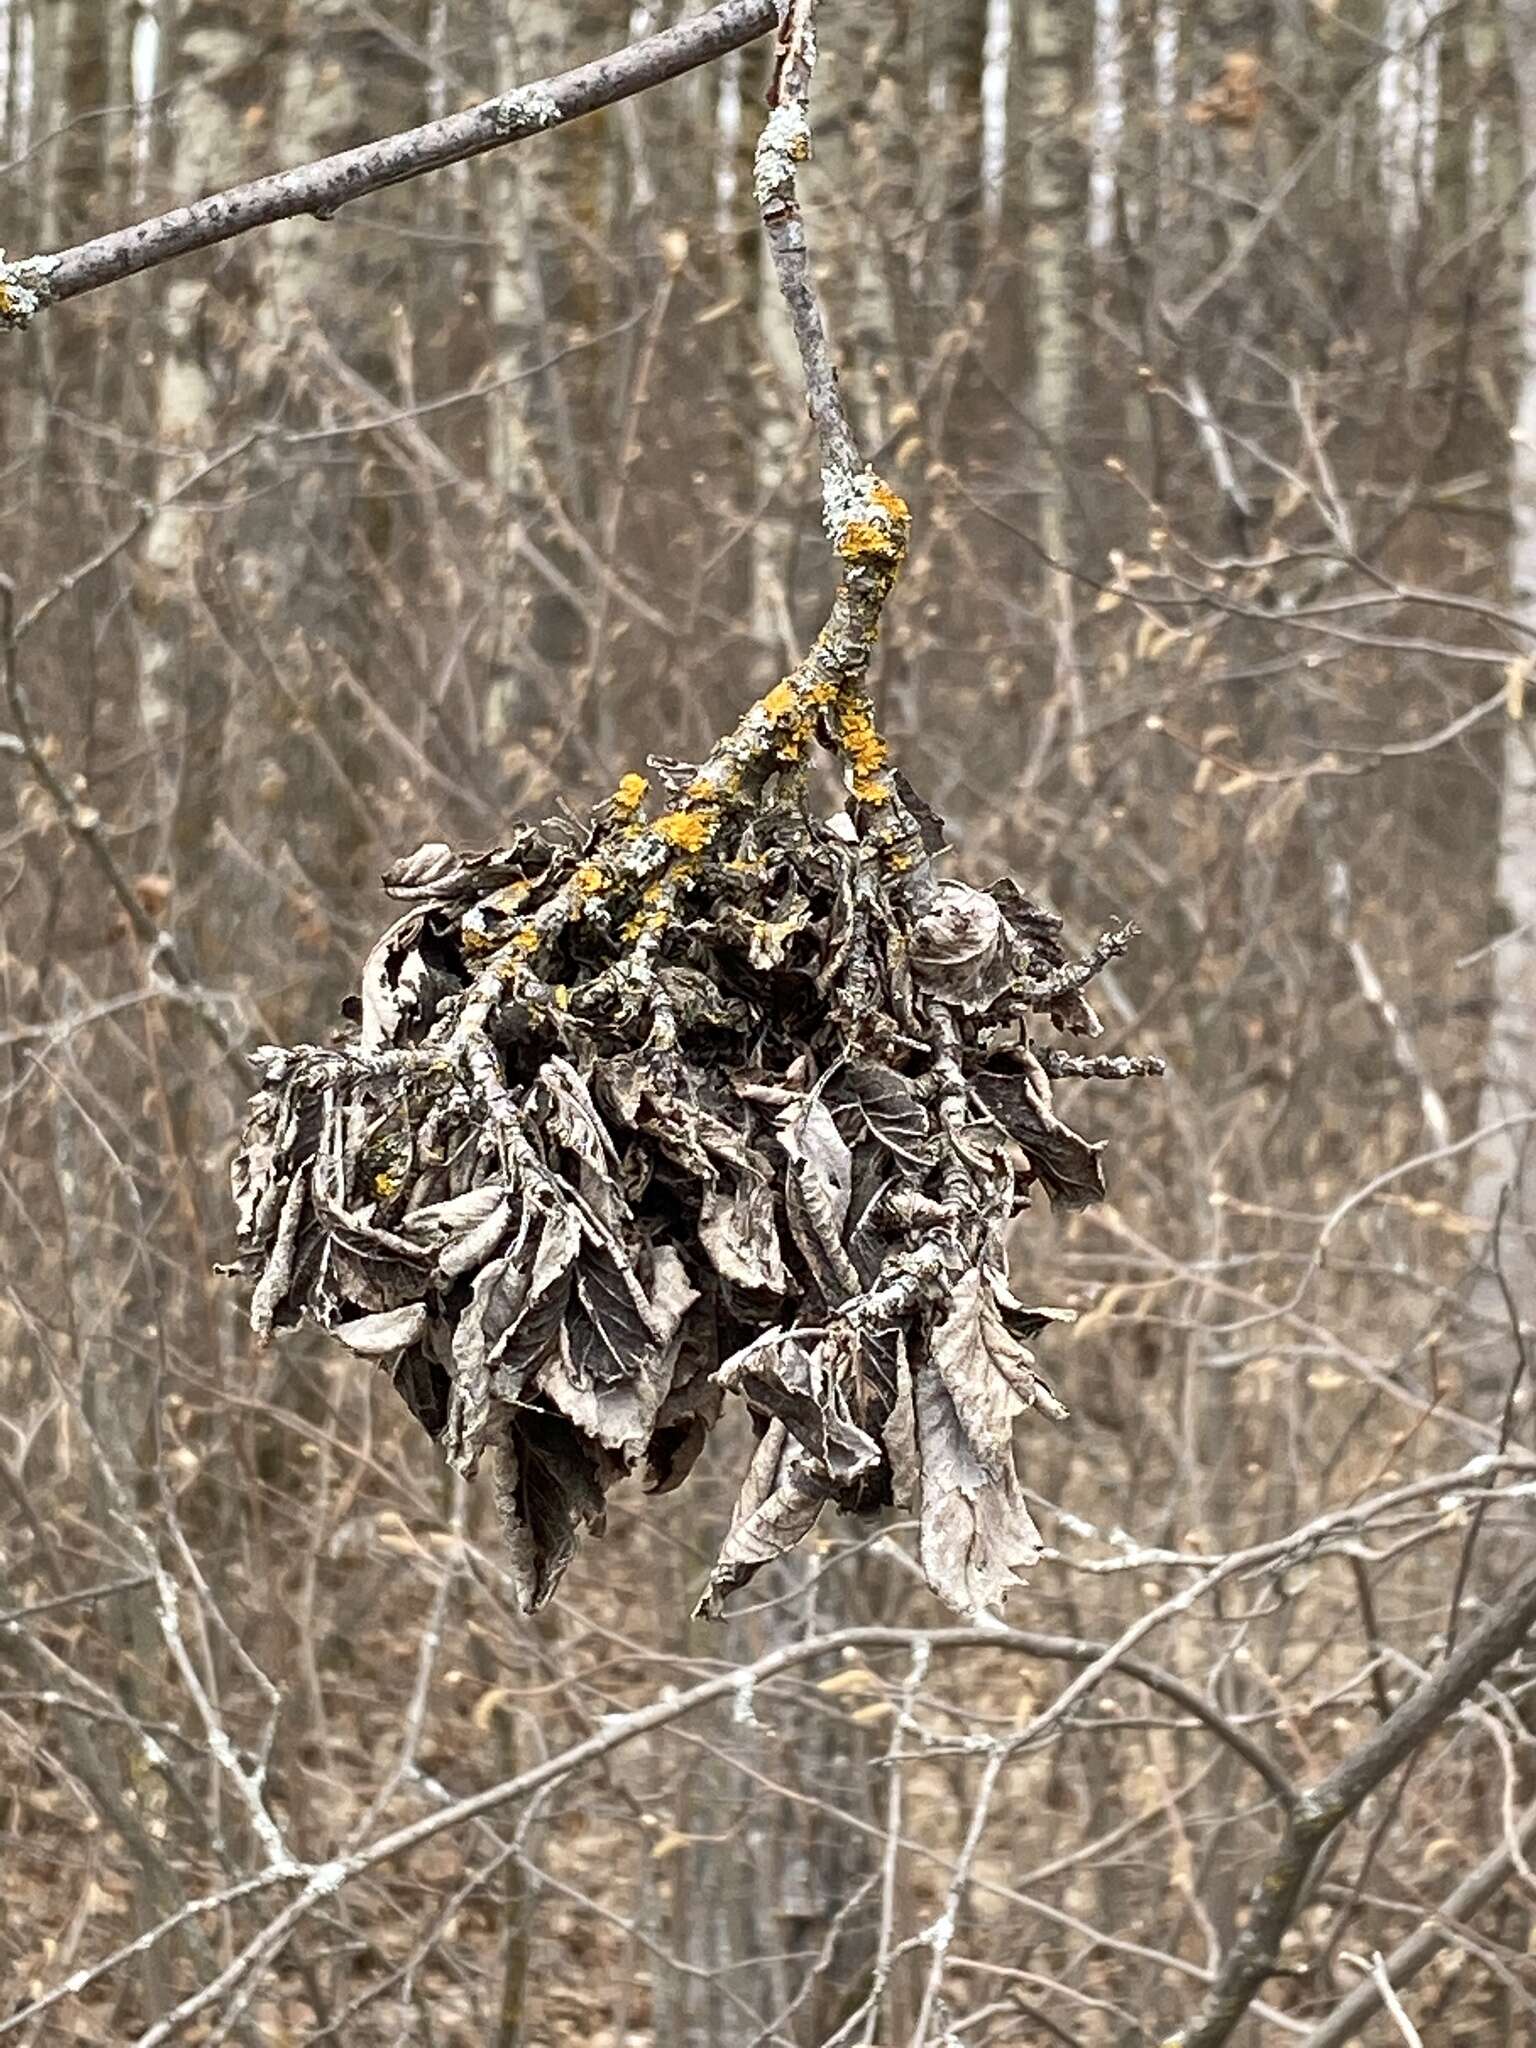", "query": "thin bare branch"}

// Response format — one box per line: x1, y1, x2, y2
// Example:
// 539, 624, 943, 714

0, 0, 777, 327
